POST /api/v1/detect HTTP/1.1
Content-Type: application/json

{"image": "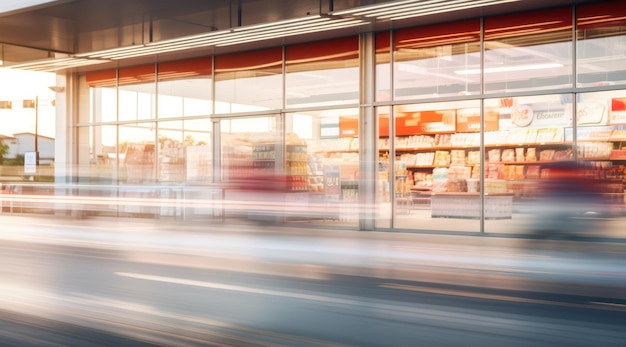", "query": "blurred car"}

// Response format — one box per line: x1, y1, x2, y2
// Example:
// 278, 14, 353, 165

528, 161, 609, 238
